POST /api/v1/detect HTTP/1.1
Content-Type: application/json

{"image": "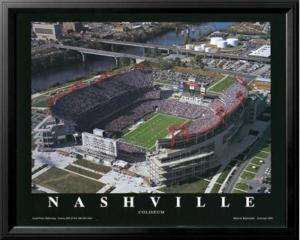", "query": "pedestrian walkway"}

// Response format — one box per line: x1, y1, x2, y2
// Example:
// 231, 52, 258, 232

218, 165, 237, 193
205, 166, 224, 193
32, 166, 51, 179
